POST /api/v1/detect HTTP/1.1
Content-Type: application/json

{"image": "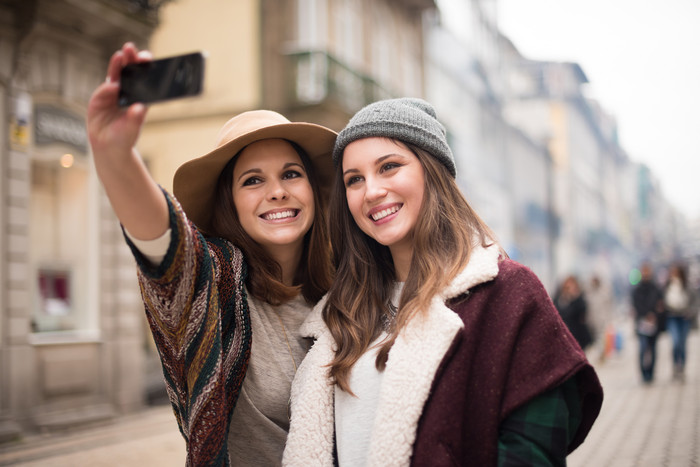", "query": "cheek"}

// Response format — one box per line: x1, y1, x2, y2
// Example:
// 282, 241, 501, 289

345, 191, 365, 223
403, 172, 425, 208
232, 190, 254, 220
296, 182, 315, 210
